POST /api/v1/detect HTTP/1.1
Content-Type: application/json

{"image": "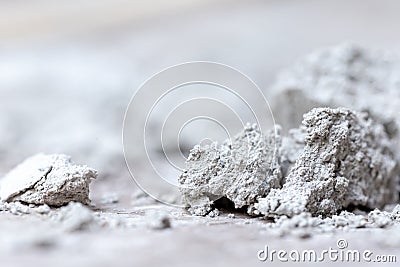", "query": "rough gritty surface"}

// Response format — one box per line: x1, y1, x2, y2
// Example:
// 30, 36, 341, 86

179, 124, 281, 216
256, 107, 398, 217
0, 154, 97, 206
279, 128, 305, 179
